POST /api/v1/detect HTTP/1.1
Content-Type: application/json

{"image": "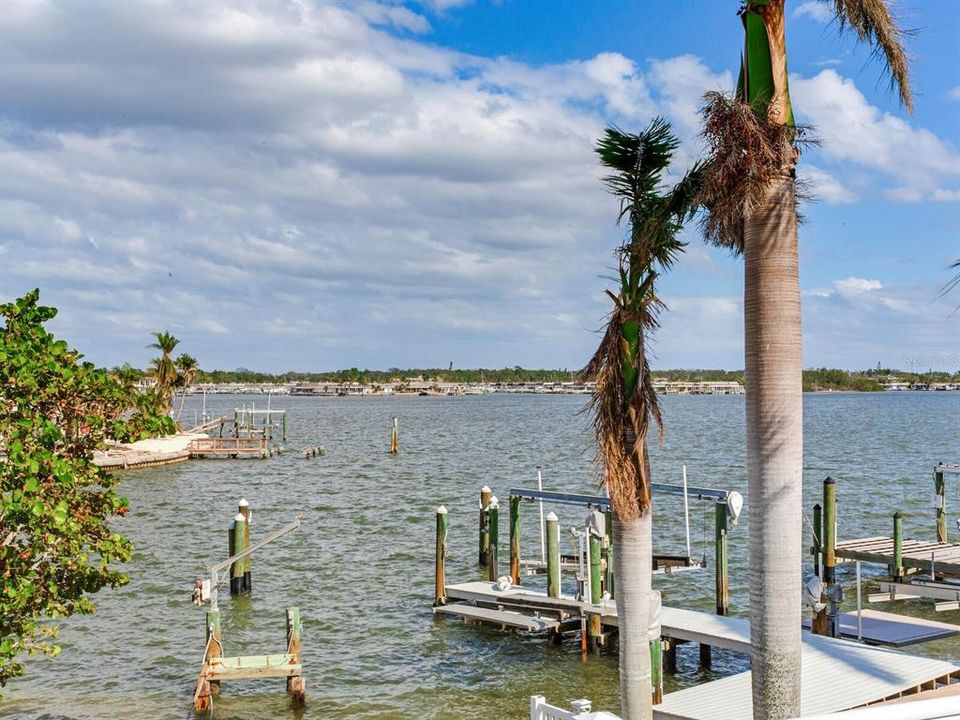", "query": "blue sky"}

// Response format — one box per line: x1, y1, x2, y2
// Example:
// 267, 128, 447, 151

0, 0, 957, 372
